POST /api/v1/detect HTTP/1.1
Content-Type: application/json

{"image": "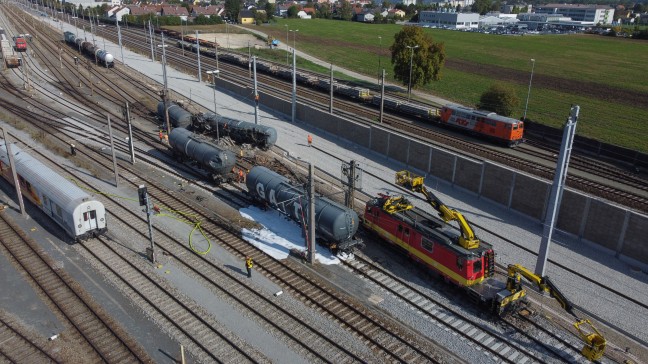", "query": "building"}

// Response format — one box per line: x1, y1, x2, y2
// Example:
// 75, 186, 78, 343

191, 5, 222, 18
419, 11, 480, 29
479, 13, 519, 28
239, 10, 255, 24
534, 4, 614, 24
516, 13, 577, 30
107, 6, 130, 21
